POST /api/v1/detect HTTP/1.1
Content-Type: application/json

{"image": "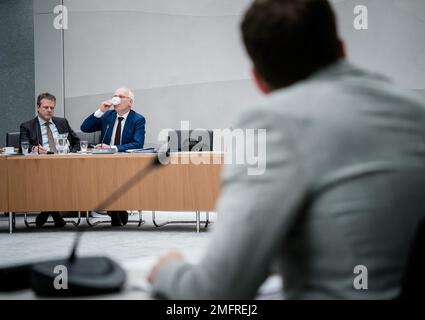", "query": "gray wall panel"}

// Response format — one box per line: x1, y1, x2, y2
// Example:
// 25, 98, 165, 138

64, 0, 252, 16
63, 11, 251, 97
34, 0, 61, 14
34, 12, 64, 117
333, 0, 425, 89
0, 0, 35, 146
34, 2, 64, 117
